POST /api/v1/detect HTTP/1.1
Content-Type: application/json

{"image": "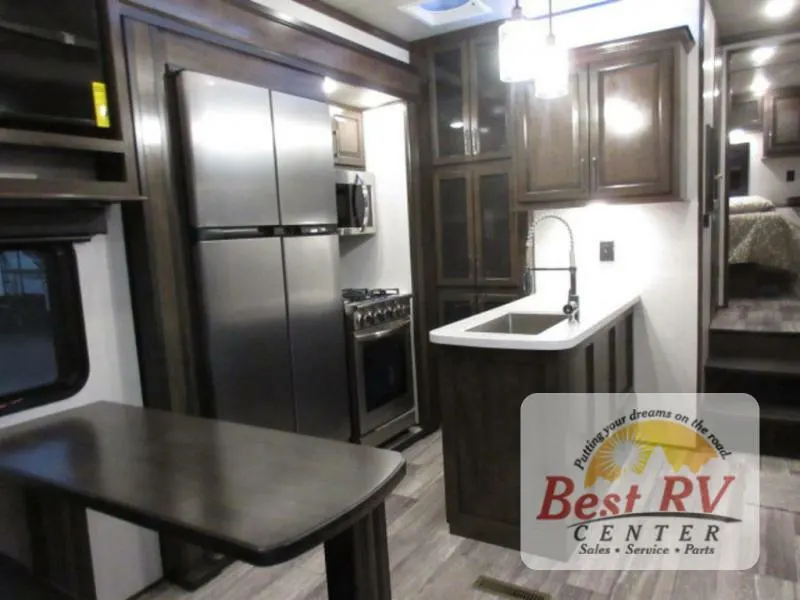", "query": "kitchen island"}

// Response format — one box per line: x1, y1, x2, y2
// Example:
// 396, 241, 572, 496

429, 290, 640, 550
